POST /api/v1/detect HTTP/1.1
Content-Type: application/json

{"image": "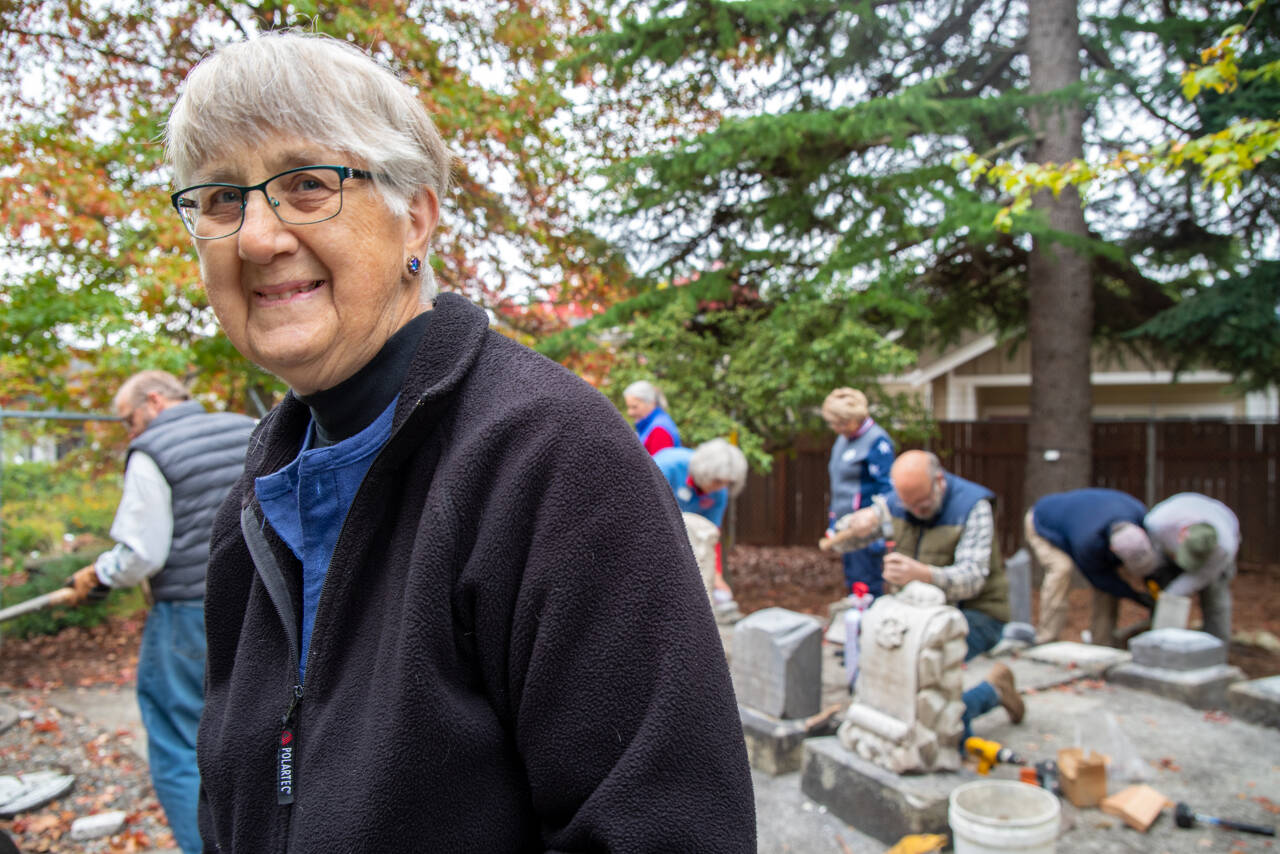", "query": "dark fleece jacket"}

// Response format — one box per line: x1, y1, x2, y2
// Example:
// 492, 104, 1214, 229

198, 293, 756, 853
